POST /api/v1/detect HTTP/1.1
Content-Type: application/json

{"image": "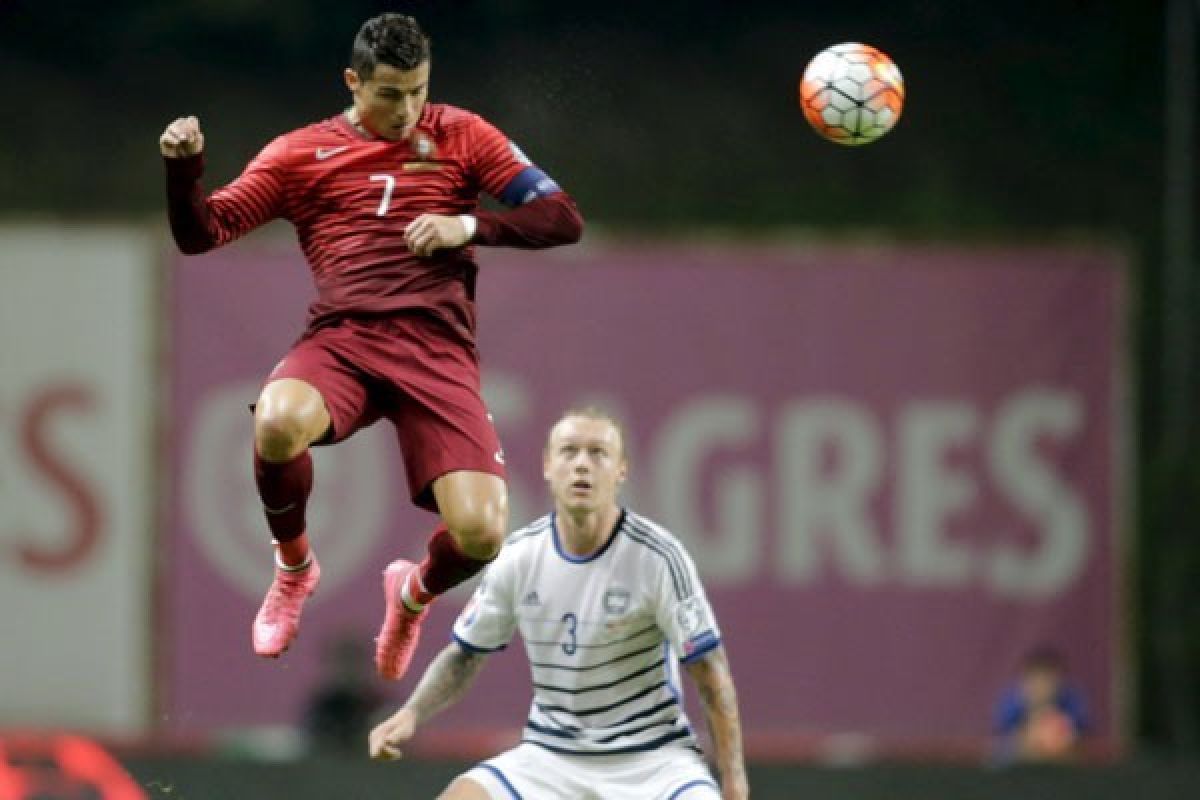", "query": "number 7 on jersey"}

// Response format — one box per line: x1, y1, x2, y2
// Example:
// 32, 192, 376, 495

369, 174, 395, 216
